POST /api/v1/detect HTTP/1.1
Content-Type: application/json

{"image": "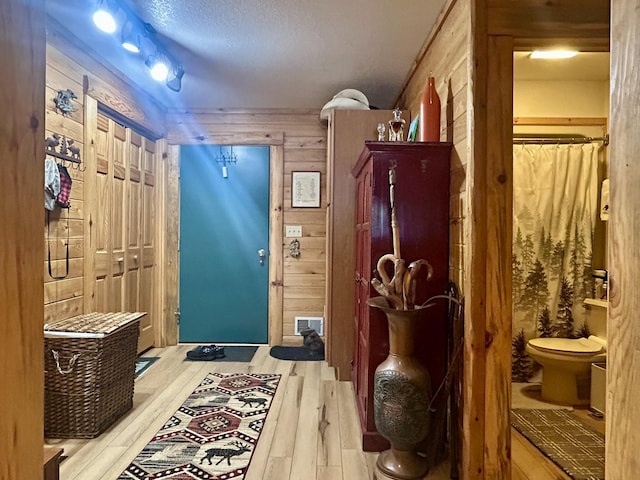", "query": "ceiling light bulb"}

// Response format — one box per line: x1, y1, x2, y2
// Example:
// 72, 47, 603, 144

150, 62, 169, 81
93, 10, 117, 33
530, 50, 578, 59
93, 0, 119, 33
122, 40, 140, 53
121, 20, 141, 53
147, 56, 169, 81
